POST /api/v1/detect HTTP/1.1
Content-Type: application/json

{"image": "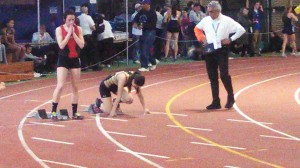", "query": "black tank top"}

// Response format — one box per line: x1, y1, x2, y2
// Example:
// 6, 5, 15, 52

282, 15, 292, 27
